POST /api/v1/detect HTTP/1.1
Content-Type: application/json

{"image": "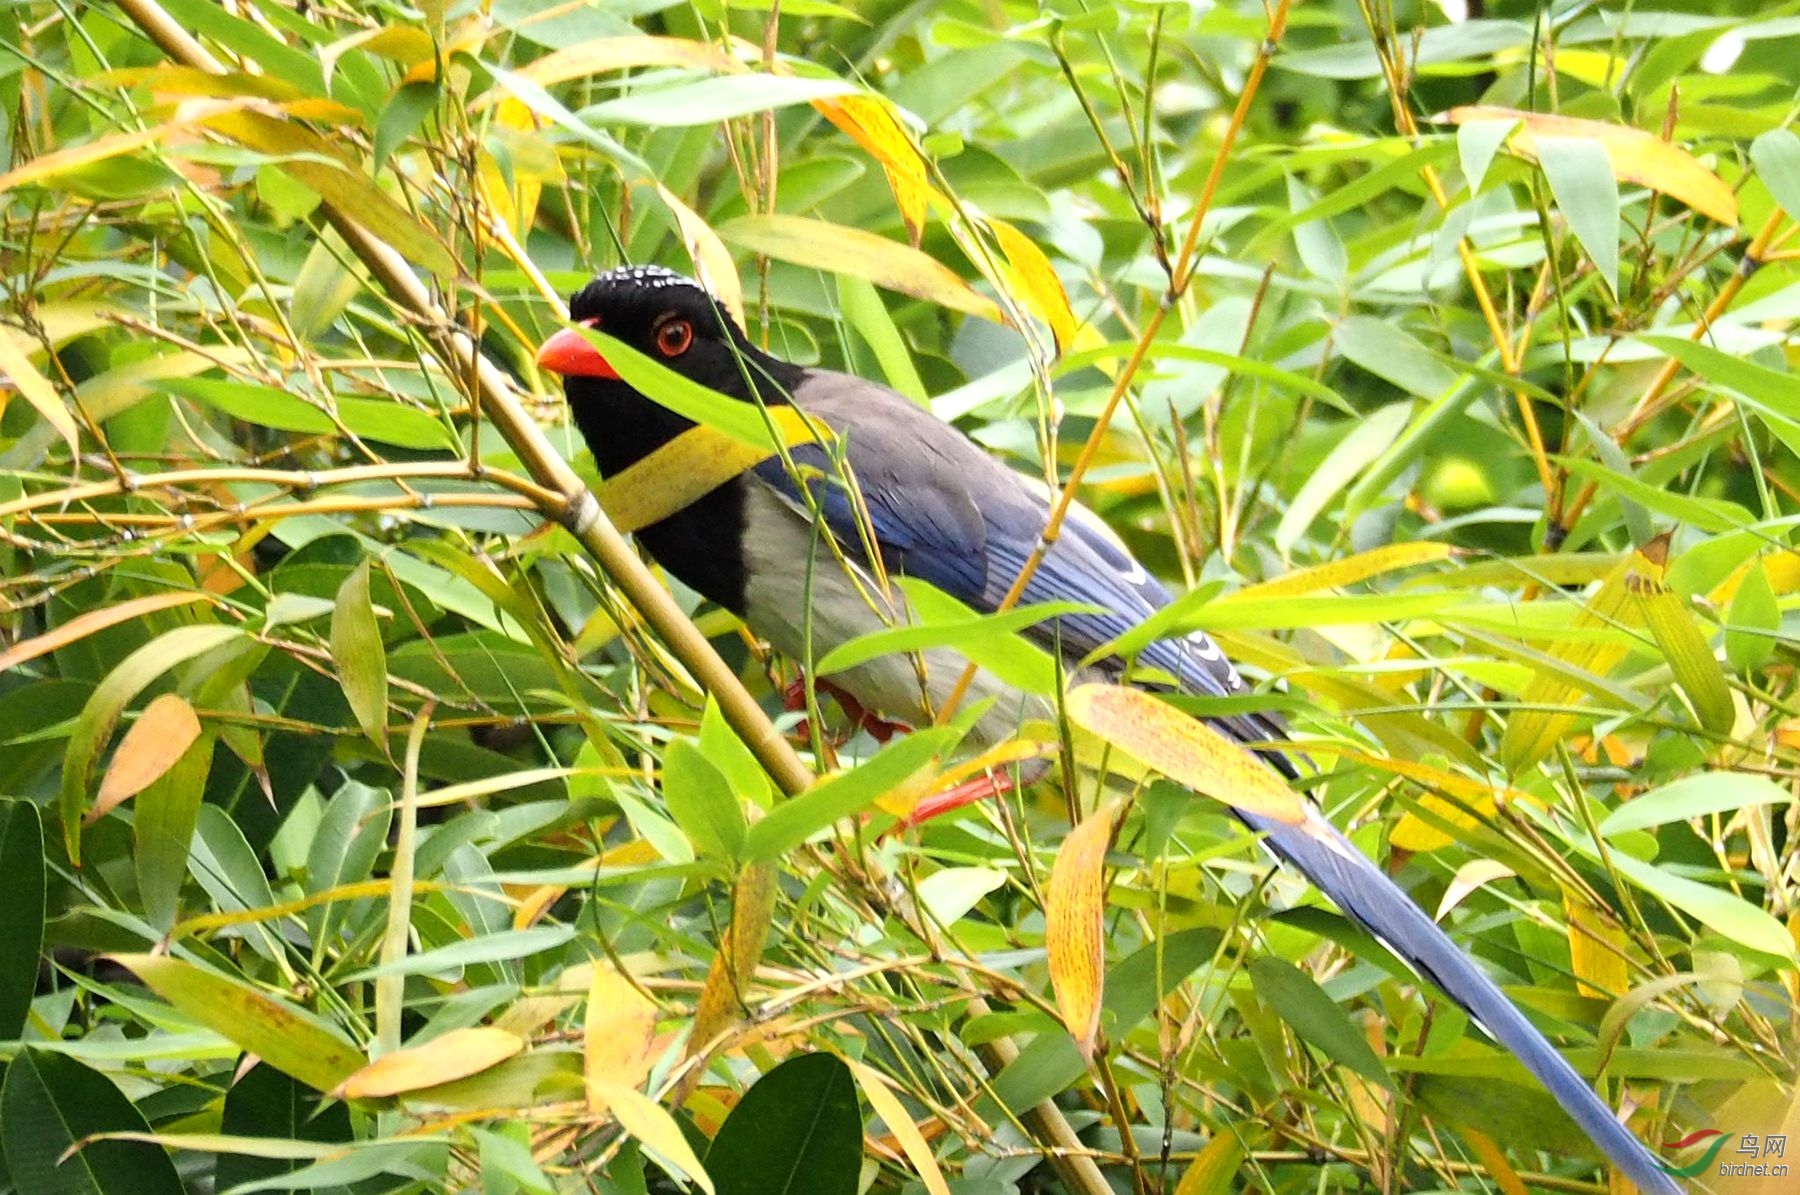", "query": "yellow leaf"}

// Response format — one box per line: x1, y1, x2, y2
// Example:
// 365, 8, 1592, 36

595, 408, 818, 534
688, 860, 777, 1061
1462, 1128, 1532, 1195
588, 1080, 717, 1195
1046, 799, 1118, 1058
0, 319, 79, 456
717, 215, 1000, 321
1446, 106, 1738, 227
1500, 550, 1655, 773
336, 1027, 523, 1100
1236, 542, 1453, 599
0, 97, 255, 194
988, 217, 1076, 353
108, 954, 365, 1093
1636, 575, 1735, 735
811, 94, 938, 243
1173, 1131, 1245, 1195
657, 184, 744, 331
207, 110, 457, 278
90, 693, 201, 823
1565, 895, 1629, 1000
0, 592, 211, 674
584, 967, 660, 1115
844, 1057, 952, 1195
1064, 684, 1306, 824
